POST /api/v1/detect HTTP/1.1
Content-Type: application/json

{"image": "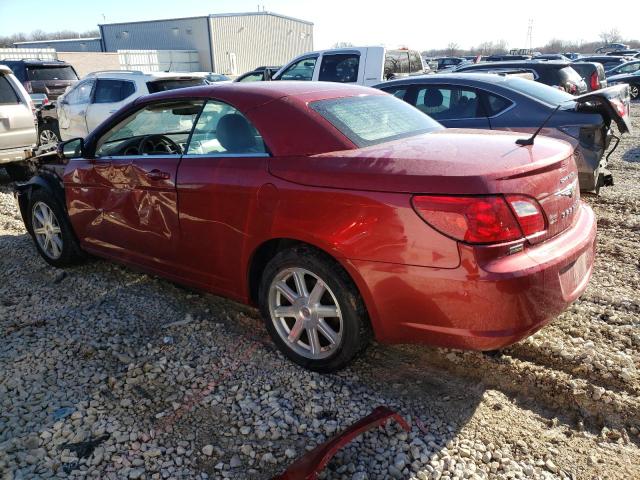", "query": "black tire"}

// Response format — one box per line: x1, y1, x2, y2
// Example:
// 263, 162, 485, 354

258, 245, 371, 373
4, 163, 33, 182
38, 121, 60, 147
630, 83, 639, 100
28, 188, 84, 268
